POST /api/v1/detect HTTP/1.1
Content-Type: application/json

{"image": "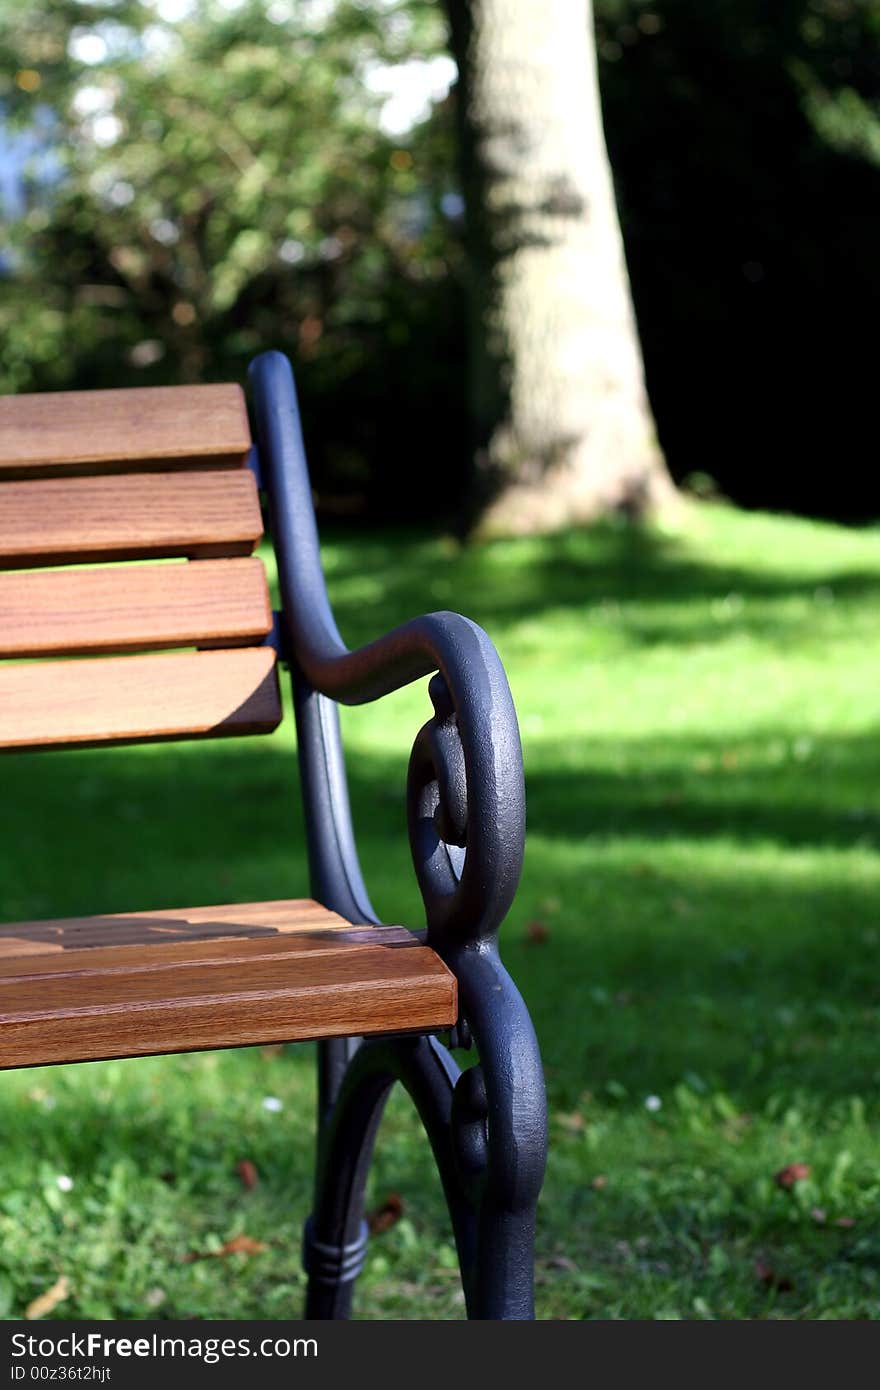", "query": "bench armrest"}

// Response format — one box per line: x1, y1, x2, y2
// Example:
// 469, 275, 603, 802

249, 351, 524, 945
